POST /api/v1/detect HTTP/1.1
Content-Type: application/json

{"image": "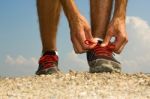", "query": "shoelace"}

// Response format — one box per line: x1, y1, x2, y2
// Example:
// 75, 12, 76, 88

85, 40, 115, 57
39, 55, 58, 68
